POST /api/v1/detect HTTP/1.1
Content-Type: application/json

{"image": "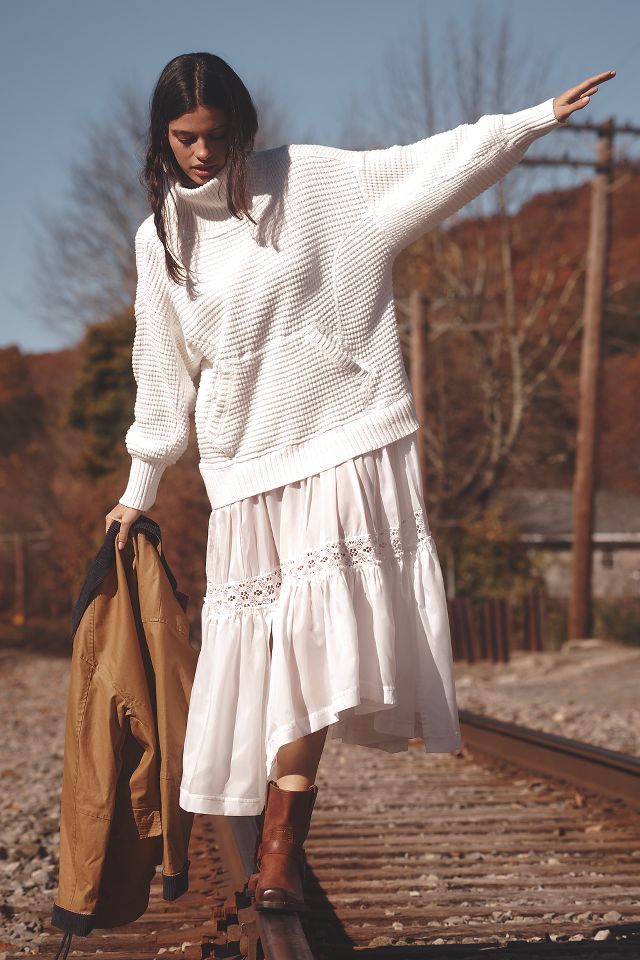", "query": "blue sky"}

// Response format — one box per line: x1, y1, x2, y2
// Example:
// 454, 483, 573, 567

1, 0, 638, 353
